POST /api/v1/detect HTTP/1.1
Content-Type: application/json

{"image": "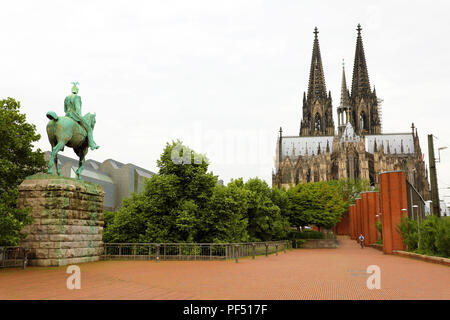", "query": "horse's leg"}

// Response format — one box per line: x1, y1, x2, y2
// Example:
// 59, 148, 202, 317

76, 148, 88, 180
54, 153, 61, 176
47, 141, 65, 175
47, 142, 55, 174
